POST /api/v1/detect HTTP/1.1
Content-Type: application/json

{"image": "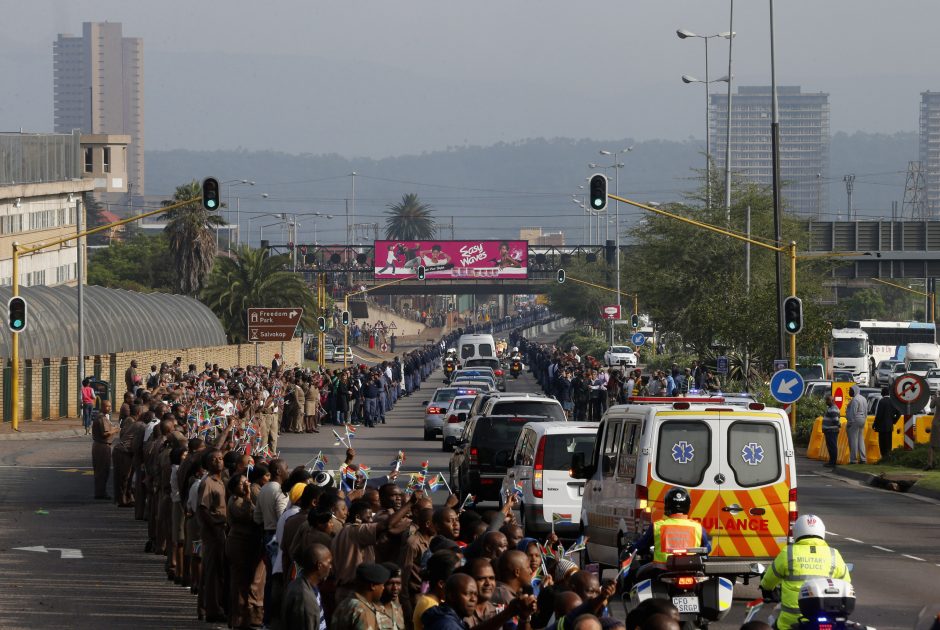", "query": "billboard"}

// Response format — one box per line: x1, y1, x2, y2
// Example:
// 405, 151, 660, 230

374, 240, 528, 280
